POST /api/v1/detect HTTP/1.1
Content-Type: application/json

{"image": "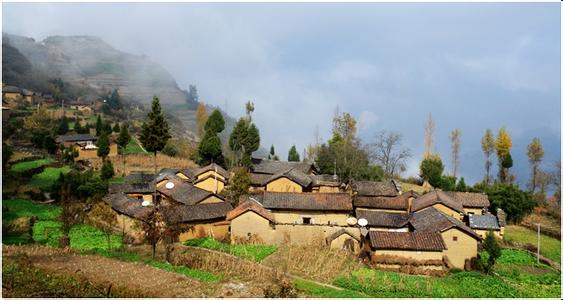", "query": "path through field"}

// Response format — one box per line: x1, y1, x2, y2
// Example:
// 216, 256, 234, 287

2, 245, 205, 297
